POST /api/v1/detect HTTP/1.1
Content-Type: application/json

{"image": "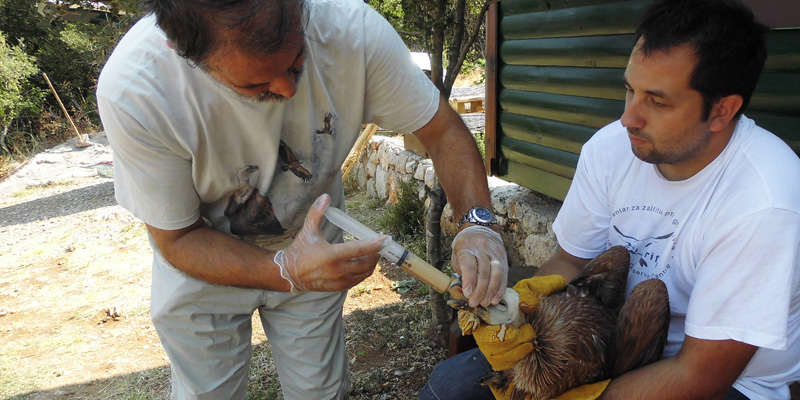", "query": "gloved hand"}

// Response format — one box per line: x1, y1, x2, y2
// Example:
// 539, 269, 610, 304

451, 225, 509, 307
468, 319, 536, 371
513, 274, 567, 313
458, 275, 567, 371
274, 194, 388, 293
489, 379, 611, 400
